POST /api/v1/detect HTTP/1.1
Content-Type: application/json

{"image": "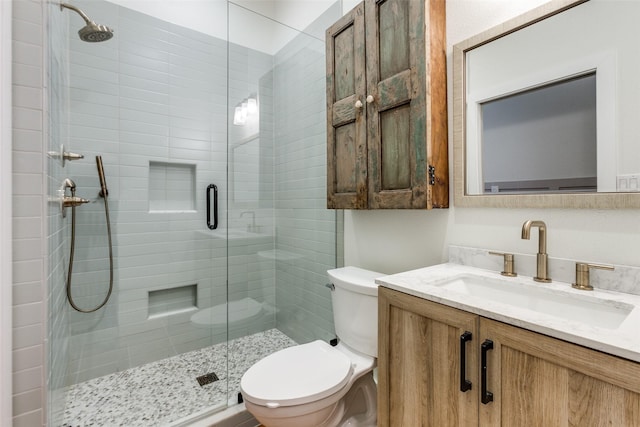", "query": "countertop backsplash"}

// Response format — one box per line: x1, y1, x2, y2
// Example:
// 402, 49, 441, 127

449, 245, 640, 297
